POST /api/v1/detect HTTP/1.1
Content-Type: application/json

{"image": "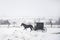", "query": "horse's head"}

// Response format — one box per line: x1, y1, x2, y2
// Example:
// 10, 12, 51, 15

21, 23, 25, 26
